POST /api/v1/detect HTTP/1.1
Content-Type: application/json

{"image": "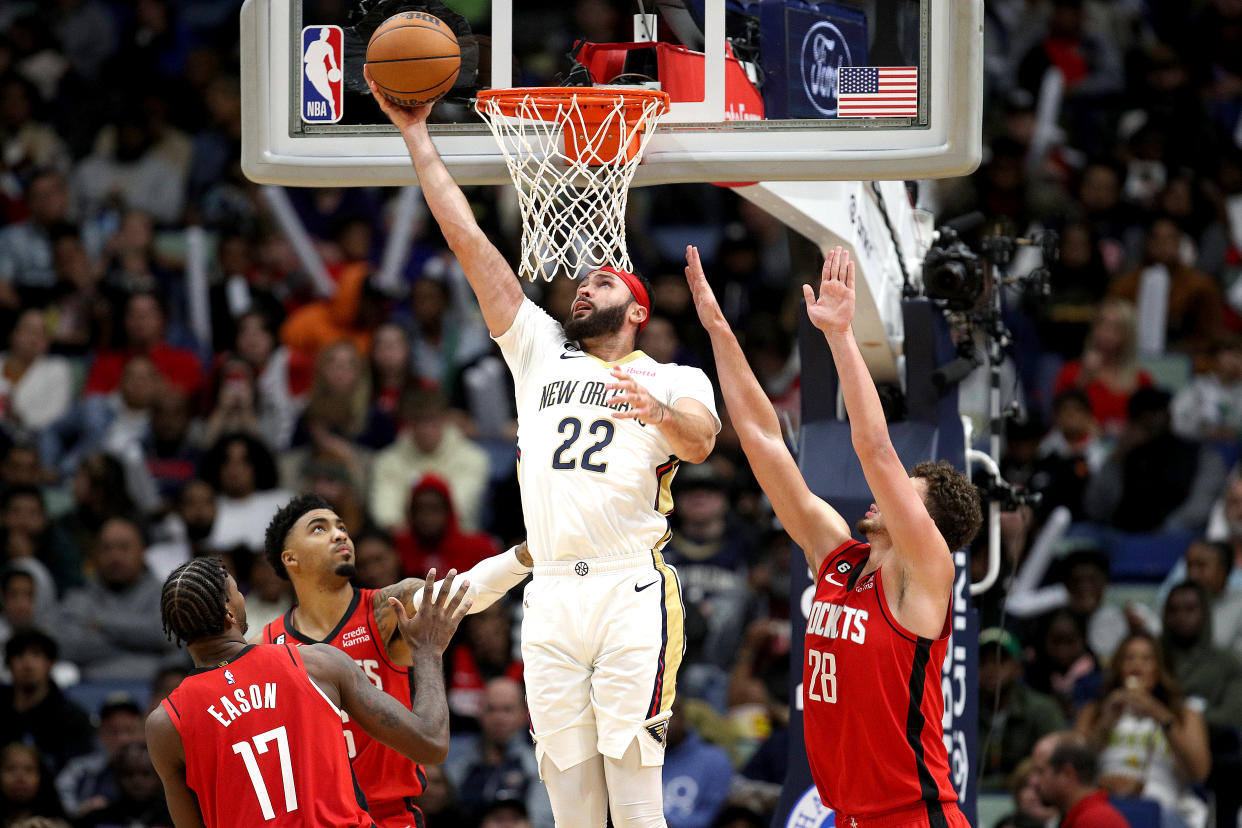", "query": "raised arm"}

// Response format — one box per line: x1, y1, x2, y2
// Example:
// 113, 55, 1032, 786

145, 708, 208, 828
305, 569, 471, 764
684, 244, 851, 572
366, 70, 524, 336
804, 249, 955, 601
